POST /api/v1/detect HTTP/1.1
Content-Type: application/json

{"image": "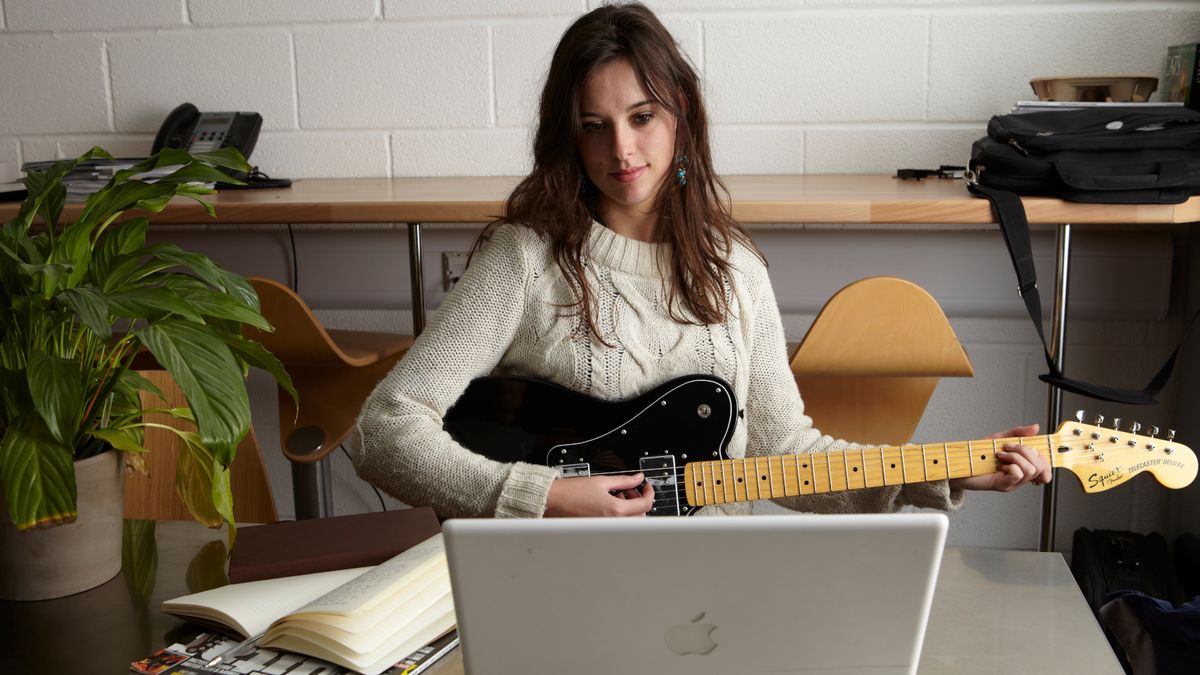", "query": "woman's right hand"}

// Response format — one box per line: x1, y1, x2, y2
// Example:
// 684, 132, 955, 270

544, 473, 655, 517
